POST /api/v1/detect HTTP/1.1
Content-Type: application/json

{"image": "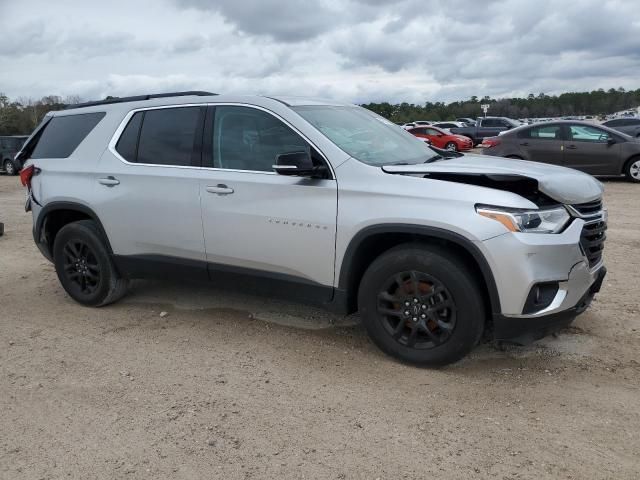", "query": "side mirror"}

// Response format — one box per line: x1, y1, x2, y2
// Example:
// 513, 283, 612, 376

273, 151, 316, 176
607, 137, 616, 146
